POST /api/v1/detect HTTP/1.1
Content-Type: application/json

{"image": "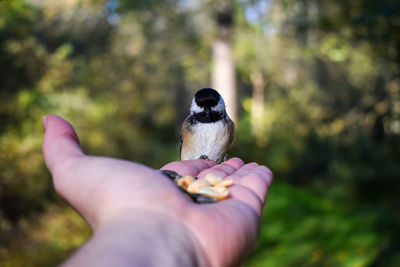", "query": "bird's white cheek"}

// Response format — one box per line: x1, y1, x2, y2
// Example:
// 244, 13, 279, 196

190, 99, 204, 114
211, 99, 225, 112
